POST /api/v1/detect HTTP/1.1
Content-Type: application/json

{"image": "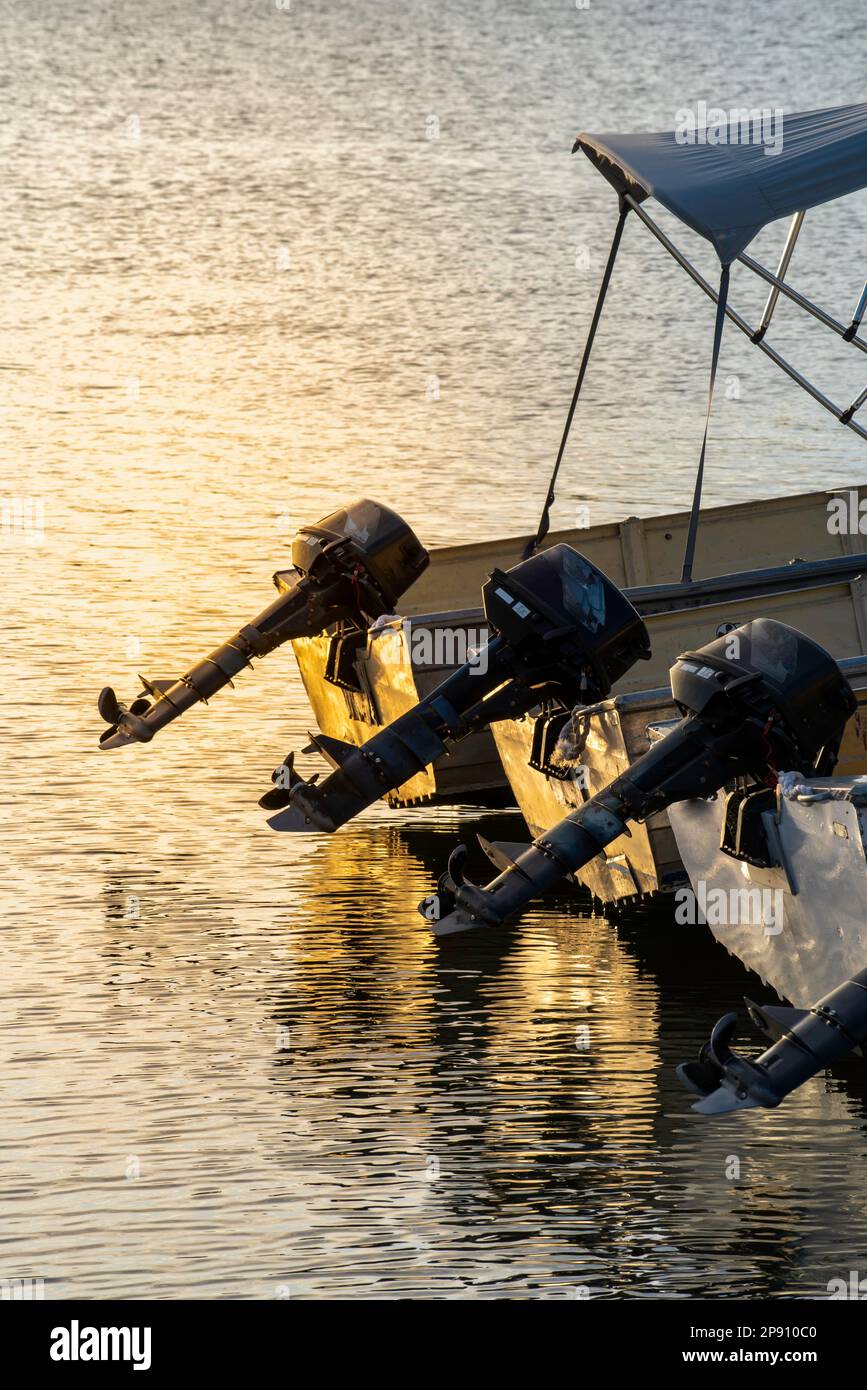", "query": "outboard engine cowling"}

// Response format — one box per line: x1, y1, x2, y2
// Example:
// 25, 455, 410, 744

420, 619, 856, 935
263, 546, 651, 832
96, 499, 428, 750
